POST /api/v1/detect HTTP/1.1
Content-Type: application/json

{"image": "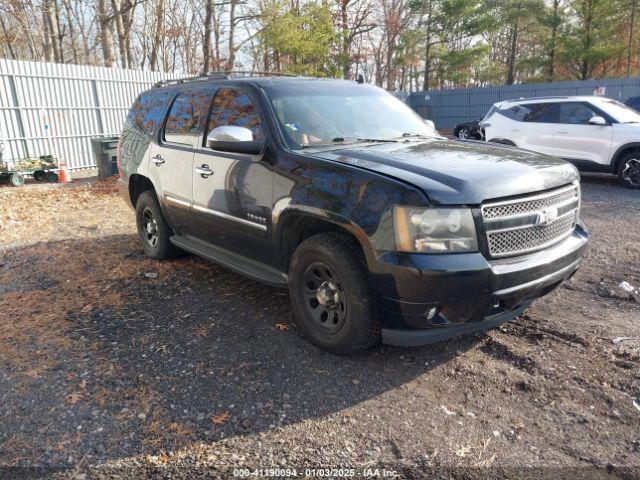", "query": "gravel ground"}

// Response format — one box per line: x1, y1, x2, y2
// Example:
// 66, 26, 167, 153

0, 173, 639, 479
